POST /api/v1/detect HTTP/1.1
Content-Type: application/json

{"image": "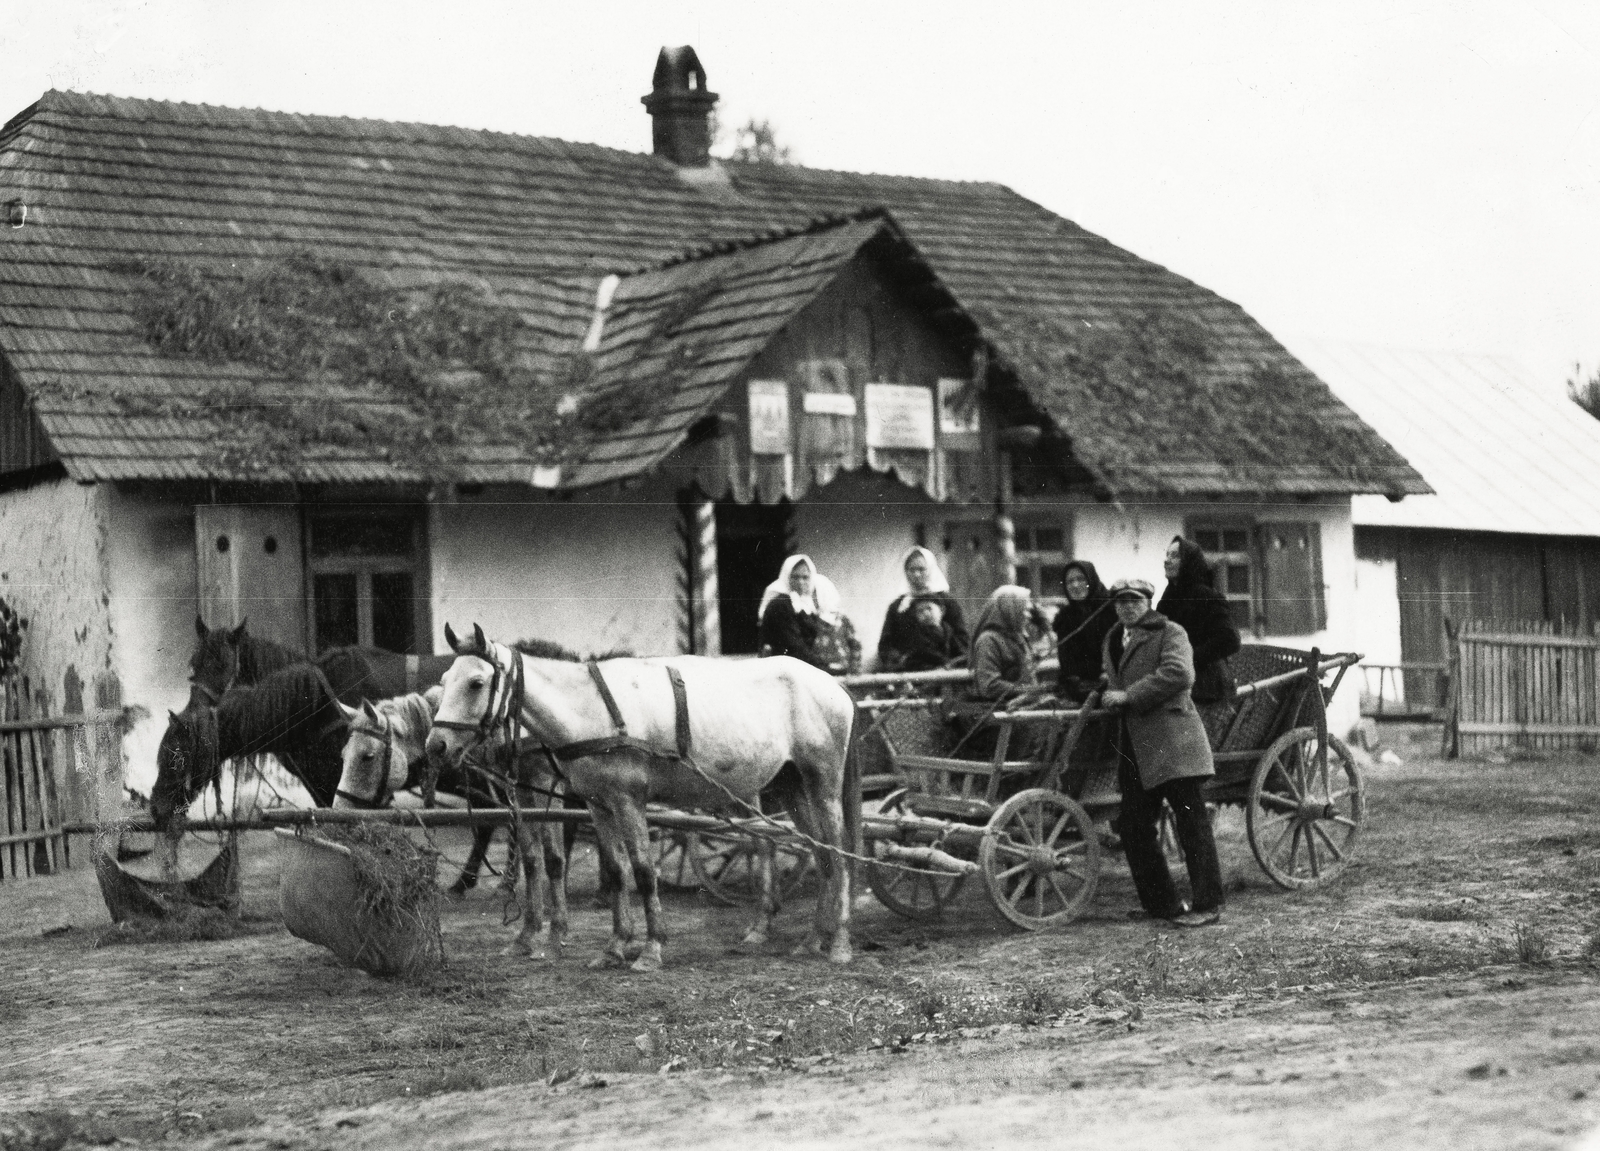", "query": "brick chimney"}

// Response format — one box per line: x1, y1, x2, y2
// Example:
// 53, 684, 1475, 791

642, 46, 718, 168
